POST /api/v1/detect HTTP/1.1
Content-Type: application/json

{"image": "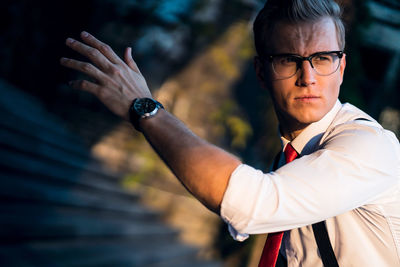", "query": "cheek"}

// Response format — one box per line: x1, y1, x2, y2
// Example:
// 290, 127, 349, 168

325, 74, 341, 98
317, 75, 341, 117
269, 81, 292, 108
